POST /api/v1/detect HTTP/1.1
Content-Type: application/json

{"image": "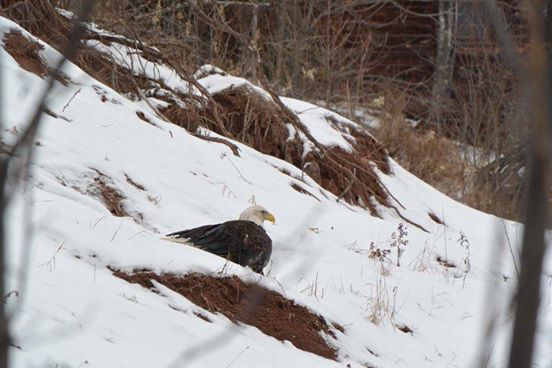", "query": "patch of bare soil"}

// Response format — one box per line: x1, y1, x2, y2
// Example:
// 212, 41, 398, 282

3, 31, 48, 77
113, 271, 339, 360
91, 170, 127, 217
